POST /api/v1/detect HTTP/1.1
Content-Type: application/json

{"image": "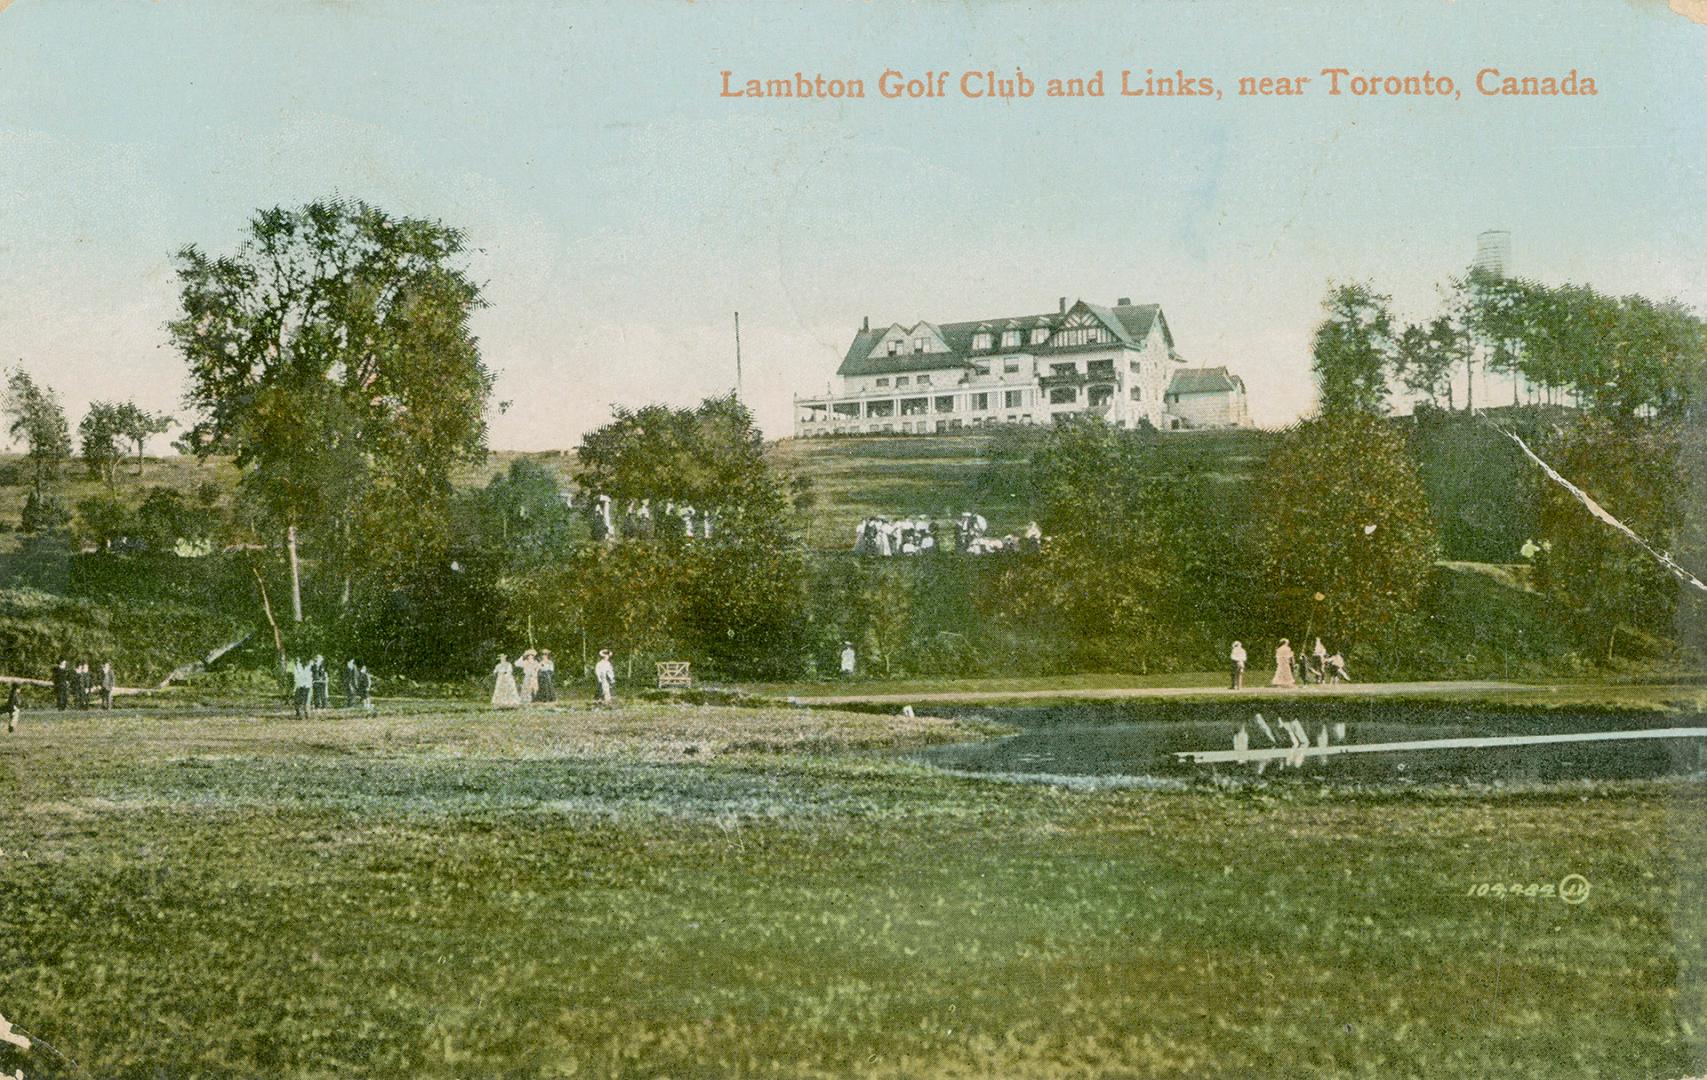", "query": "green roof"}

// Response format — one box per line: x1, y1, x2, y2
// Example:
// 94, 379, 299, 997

1167, 366, 1245, 395
837, 300, 1173, 377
